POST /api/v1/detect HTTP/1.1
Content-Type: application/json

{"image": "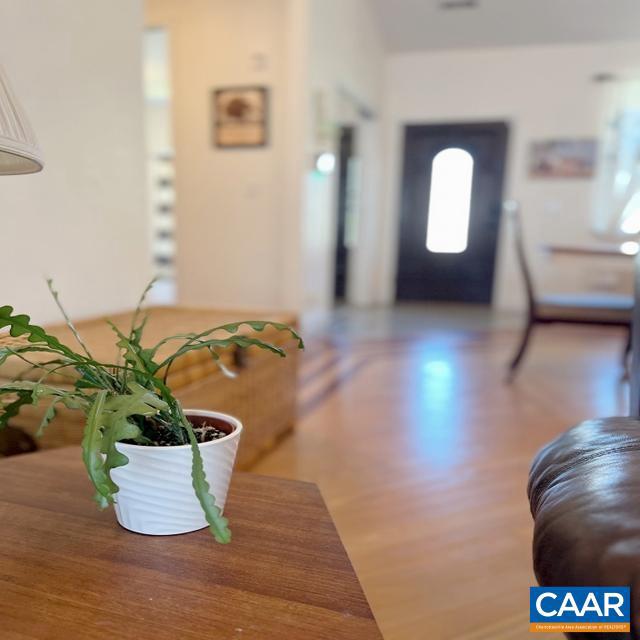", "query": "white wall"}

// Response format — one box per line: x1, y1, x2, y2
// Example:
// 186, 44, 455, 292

146, 0, 290, 311
381, 42, 640, 311
0, 0, 150, 324
303, 0, 385, 313
145, 0, 385, 316
279, 0, 310, 313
